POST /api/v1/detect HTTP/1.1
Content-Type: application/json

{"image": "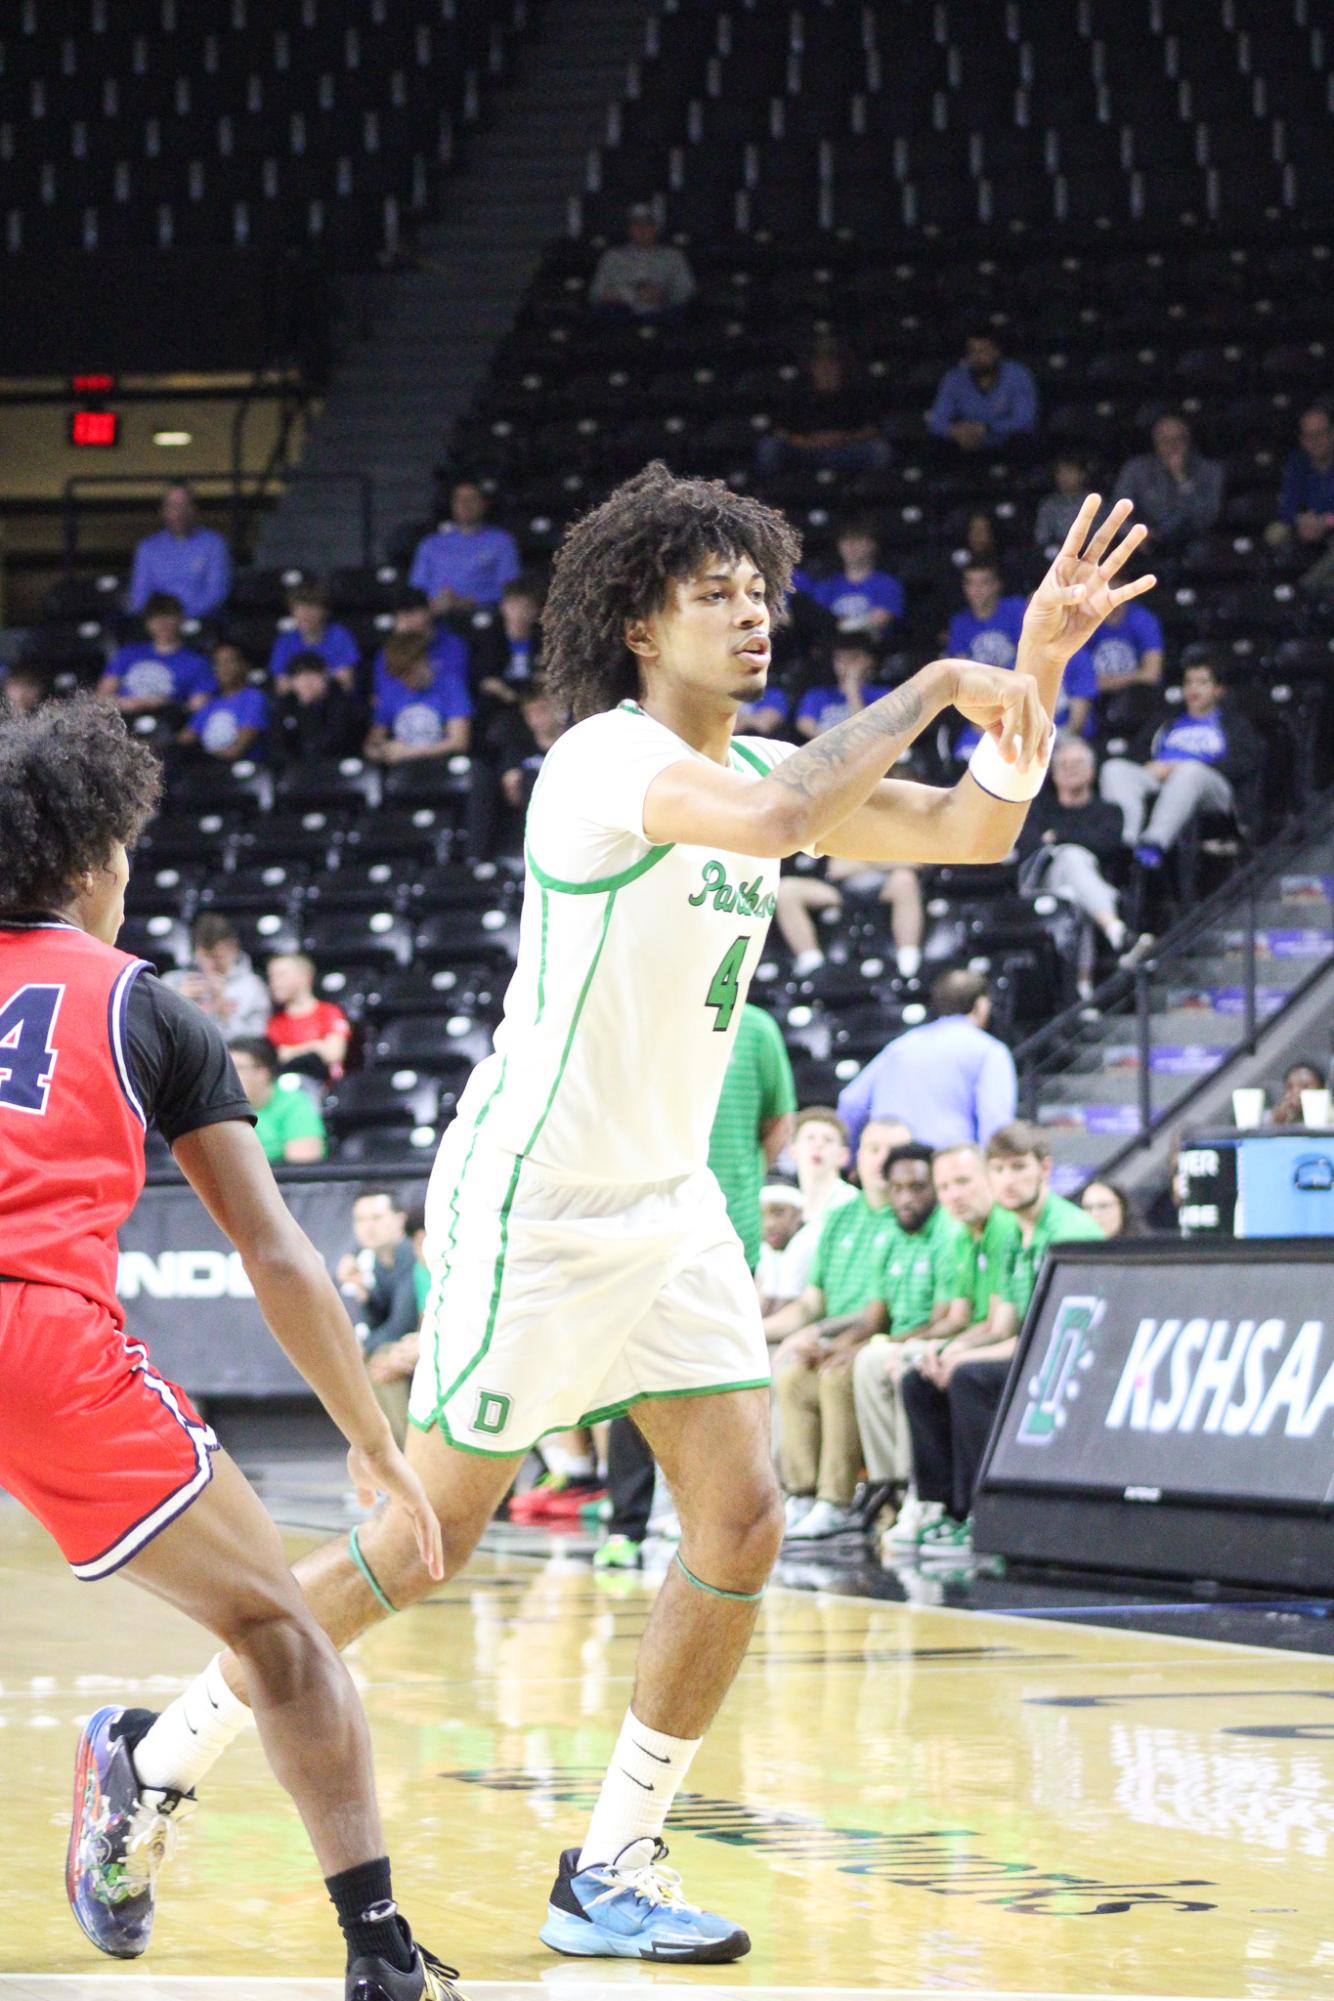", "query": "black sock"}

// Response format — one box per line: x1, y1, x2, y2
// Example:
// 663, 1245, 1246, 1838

325, 1857, 415, 1972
